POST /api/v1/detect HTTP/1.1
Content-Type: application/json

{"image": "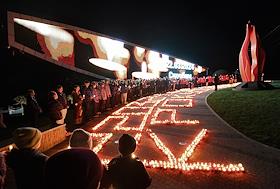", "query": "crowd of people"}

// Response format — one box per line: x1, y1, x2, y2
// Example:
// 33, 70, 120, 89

22, 75, 237, 129
0, 75, 238, 189
1, 127, 151, 189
